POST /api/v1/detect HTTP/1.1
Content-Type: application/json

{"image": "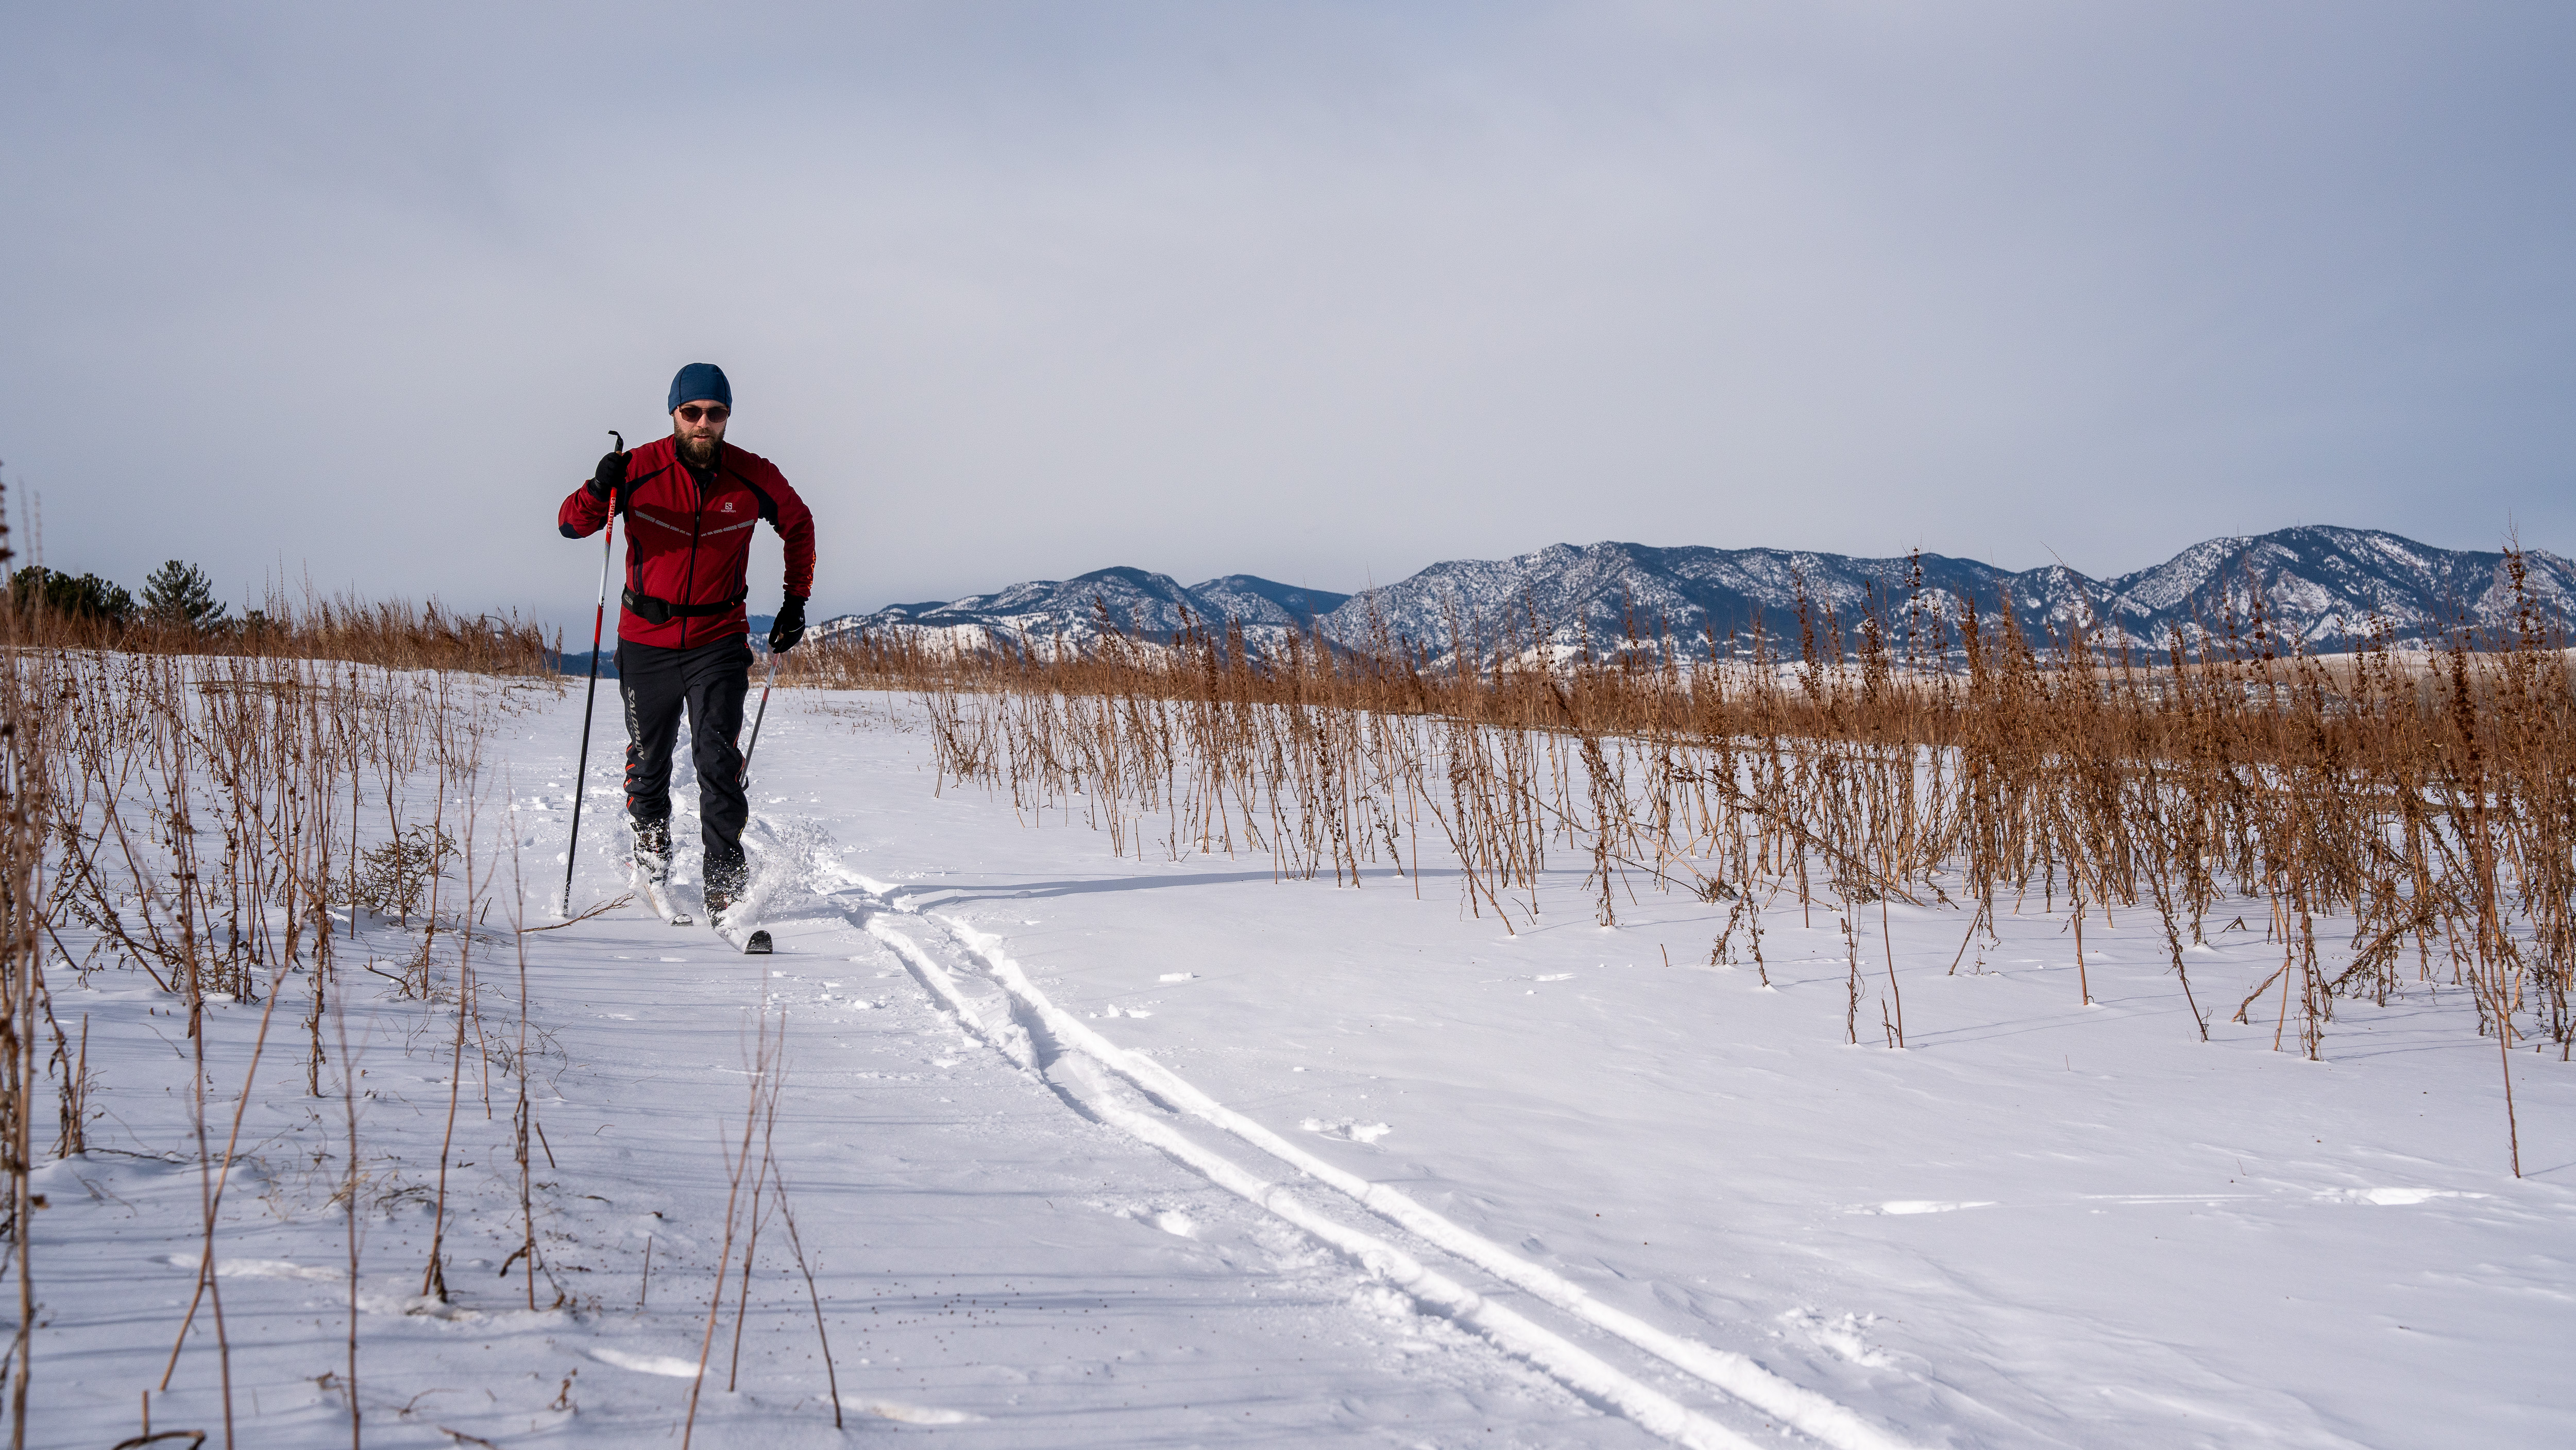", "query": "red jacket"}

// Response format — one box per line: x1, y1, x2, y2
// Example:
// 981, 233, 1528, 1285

558, 436, 817, 651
